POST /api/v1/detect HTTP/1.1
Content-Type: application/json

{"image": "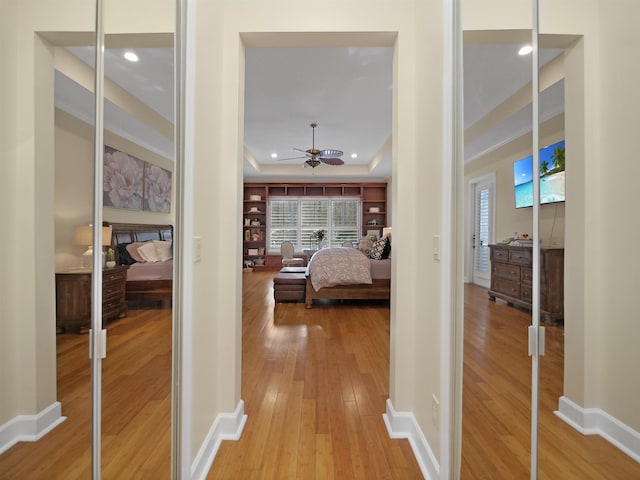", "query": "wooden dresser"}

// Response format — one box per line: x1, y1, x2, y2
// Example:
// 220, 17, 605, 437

488, 244, 564, 323
55, 266, 128, 333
